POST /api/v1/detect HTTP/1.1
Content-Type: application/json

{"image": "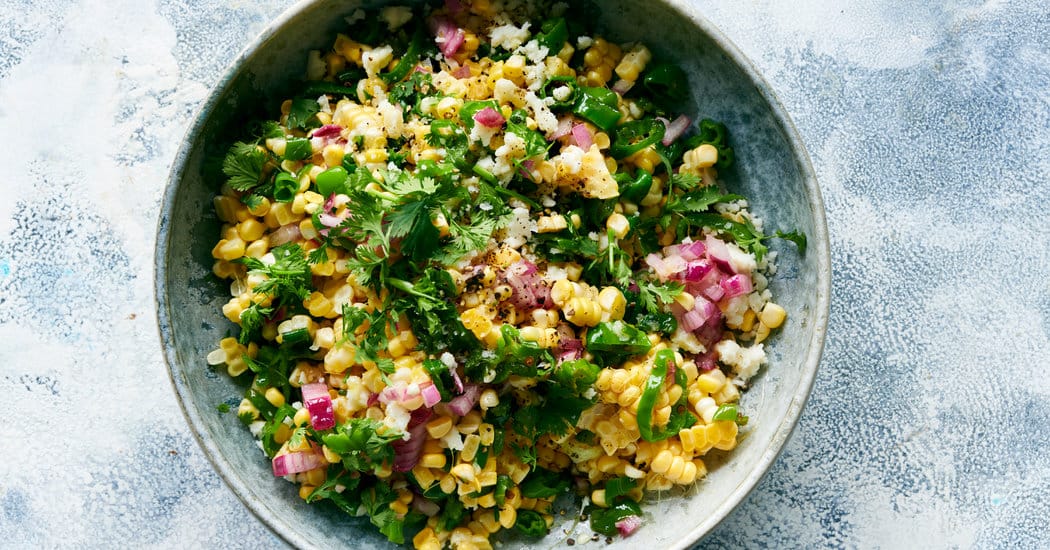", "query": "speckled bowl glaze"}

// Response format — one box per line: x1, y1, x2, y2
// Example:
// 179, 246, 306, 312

156, 1, 830, 548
